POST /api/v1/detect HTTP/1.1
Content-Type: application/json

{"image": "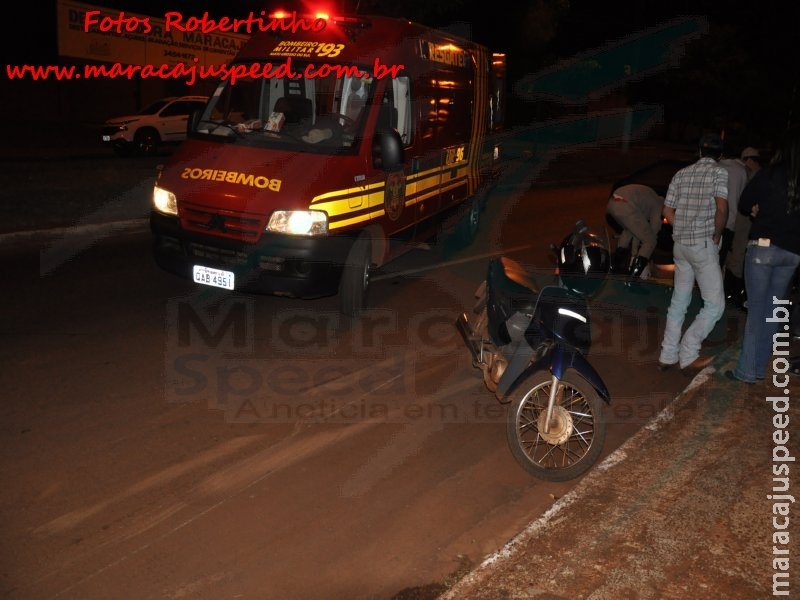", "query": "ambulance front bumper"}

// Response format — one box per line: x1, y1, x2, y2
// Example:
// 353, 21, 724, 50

150, 212, 354, 299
